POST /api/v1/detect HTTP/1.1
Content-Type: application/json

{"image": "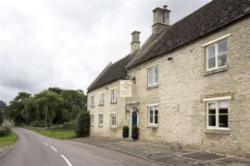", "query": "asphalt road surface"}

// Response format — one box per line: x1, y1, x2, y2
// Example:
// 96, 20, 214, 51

0, 128, 159, 166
